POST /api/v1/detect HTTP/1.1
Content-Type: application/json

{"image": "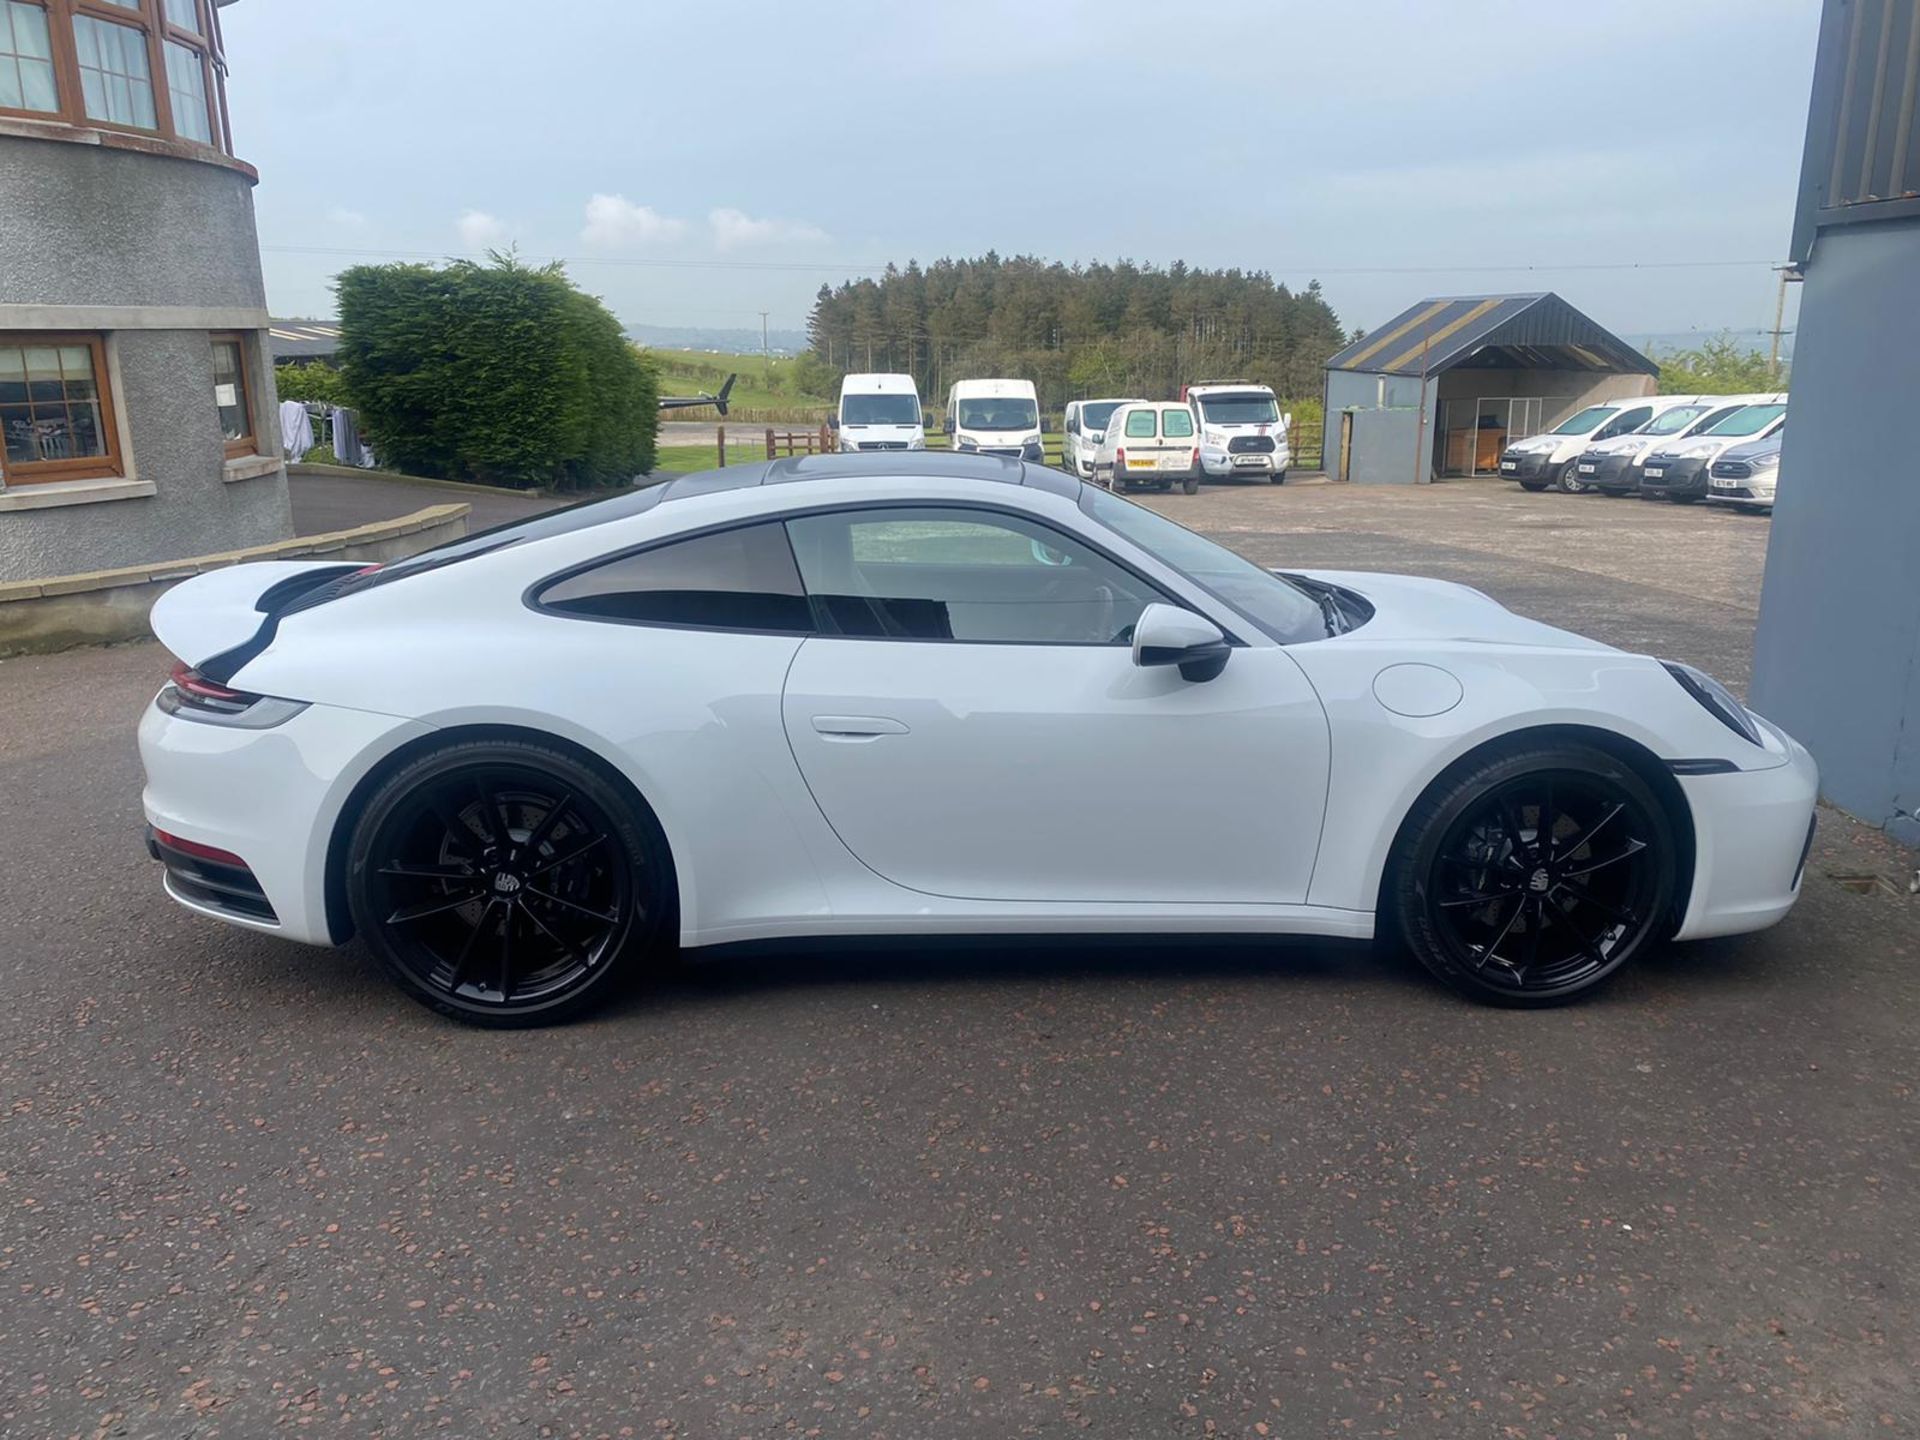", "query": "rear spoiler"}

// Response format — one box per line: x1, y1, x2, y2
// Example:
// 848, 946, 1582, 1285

150, 559, 363, 681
